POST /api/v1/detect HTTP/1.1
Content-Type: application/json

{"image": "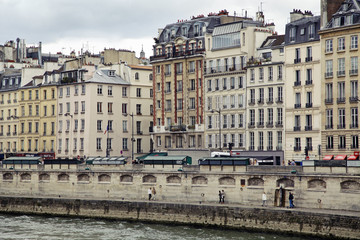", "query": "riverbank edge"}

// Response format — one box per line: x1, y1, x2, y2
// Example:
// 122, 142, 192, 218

0, 196, 359, 240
